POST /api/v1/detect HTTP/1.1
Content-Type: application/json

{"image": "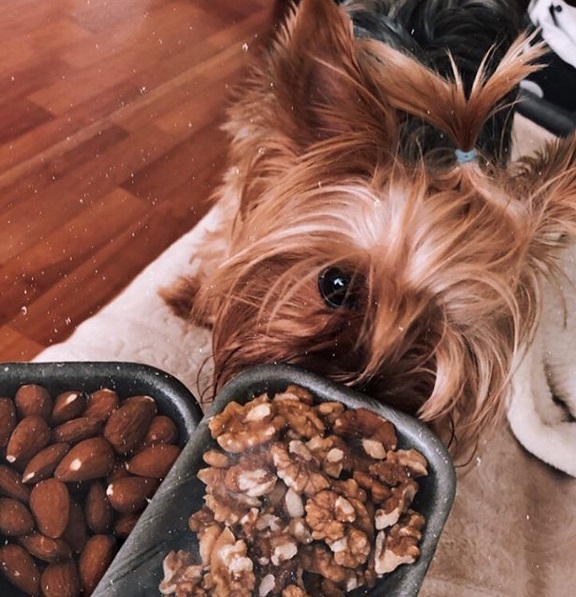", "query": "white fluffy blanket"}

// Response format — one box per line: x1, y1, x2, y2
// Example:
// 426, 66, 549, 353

34, 114, 576, 595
